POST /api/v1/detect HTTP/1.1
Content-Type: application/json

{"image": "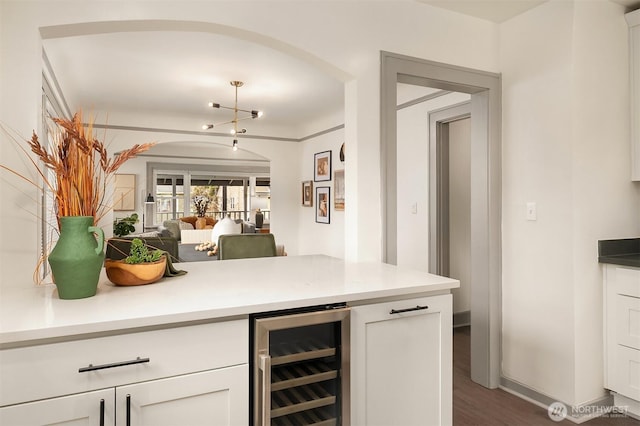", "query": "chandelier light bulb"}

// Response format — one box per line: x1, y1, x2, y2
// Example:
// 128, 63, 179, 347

230, 129, 236, 135
232, 140, 238, 151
